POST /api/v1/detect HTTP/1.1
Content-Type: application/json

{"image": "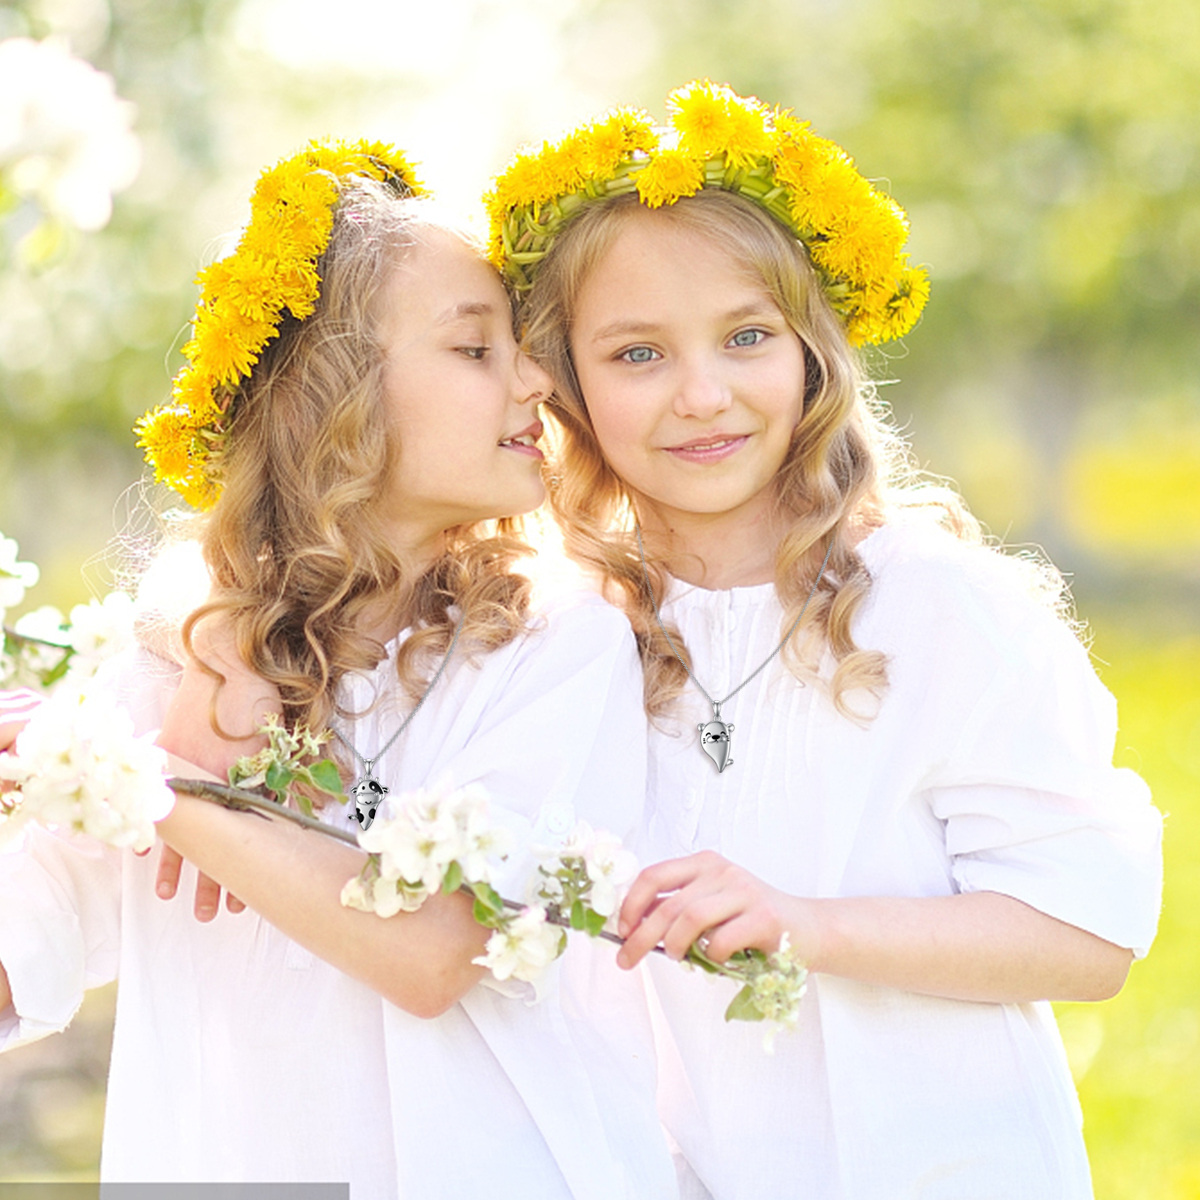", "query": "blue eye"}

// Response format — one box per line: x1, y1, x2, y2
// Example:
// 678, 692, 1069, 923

620, 346, 659, 364
730, 329, 766, 348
